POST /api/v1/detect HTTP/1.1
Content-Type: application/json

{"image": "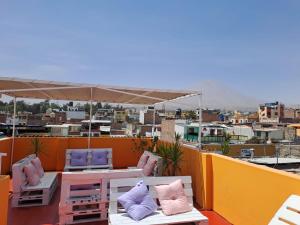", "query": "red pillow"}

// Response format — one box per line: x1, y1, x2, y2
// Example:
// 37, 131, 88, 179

24, 163, 41, 186
31, 157, 44, 177
143, 158, 157, 176
154, 179, 192, 215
